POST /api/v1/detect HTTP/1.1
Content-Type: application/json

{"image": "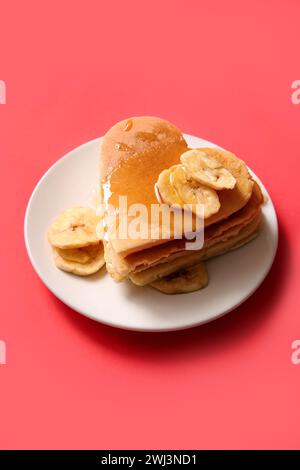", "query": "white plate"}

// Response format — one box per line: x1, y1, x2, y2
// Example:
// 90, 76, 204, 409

24, 135, 278, 332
